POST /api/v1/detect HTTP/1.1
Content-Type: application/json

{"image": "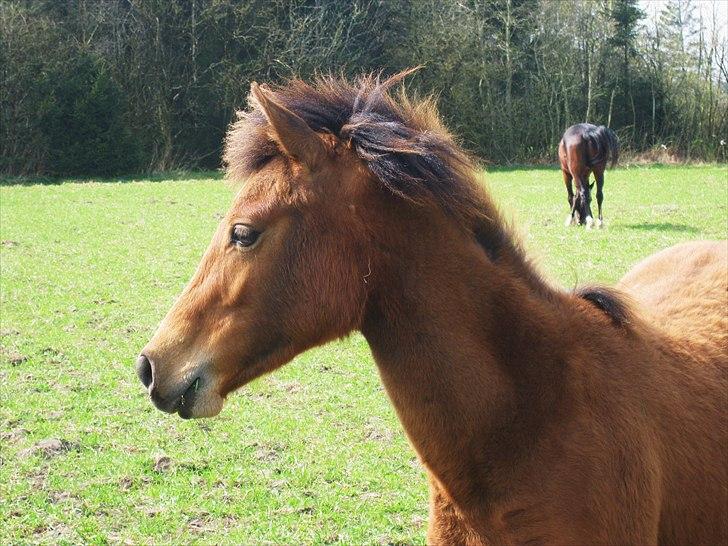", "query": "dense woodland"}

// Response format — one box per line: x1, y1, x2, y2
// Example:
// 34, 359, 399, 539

2, 0, 727, 176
